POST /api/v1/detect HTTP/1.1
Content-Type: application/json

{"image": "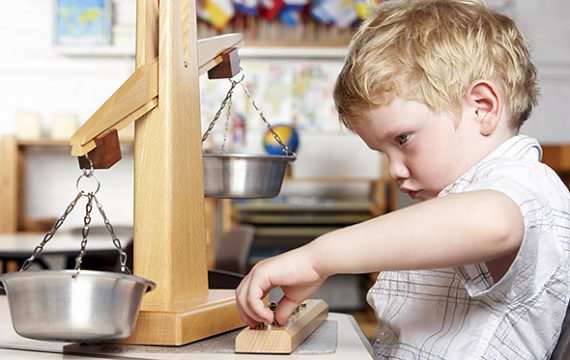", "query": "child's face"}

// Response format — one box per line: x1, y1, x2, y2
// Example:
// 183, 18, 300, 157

354, 97, 482, 201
